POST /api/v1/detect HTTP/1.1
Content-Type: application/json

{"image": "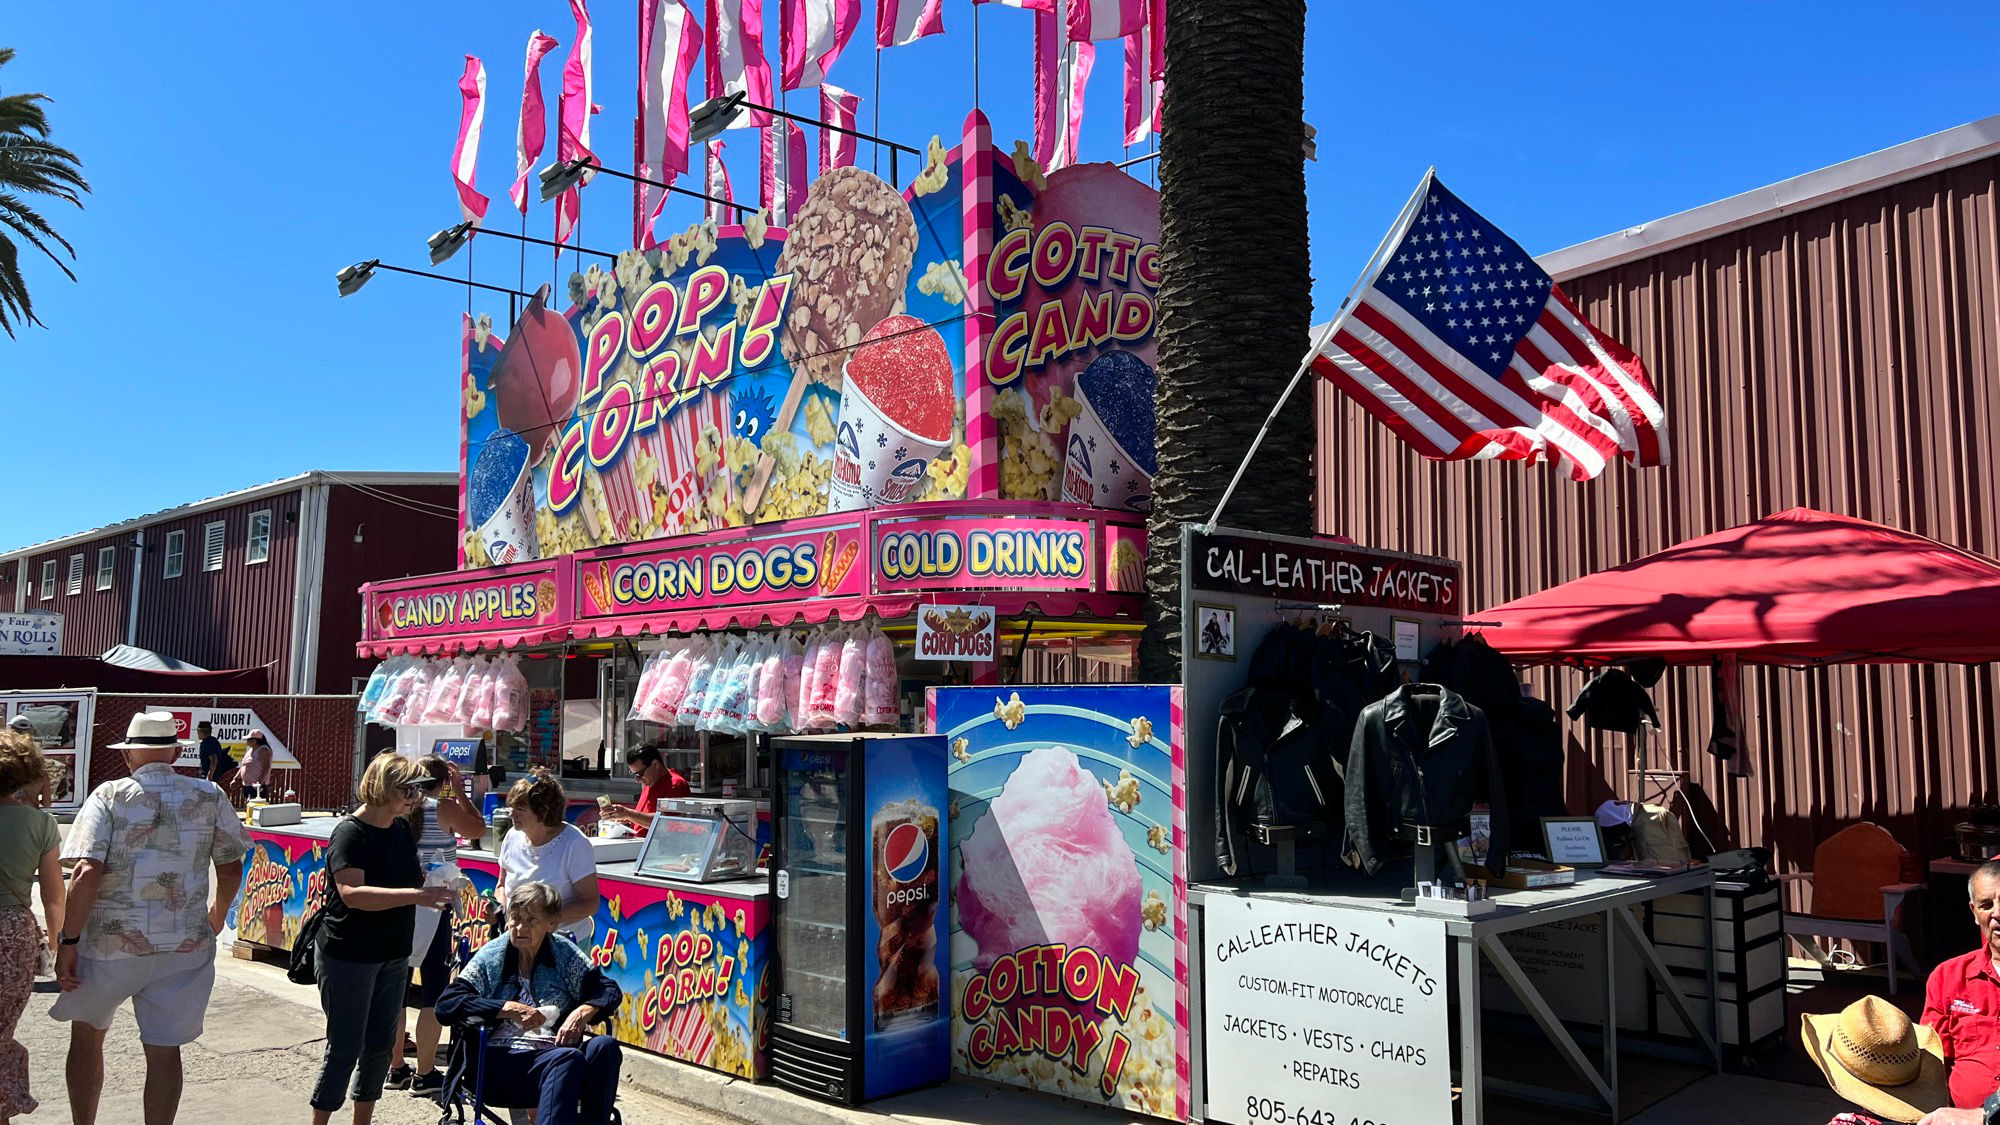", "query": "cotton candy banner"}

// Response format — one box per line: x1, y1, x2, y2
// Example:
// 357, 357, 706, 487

452, 56, 490, 225
510, 31, 560, 214
819, 83, 859, 172
708, 0, 773, 129
780, 0, 859, 90
877, 0, 944, 48
1068, 0, 1145, 41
